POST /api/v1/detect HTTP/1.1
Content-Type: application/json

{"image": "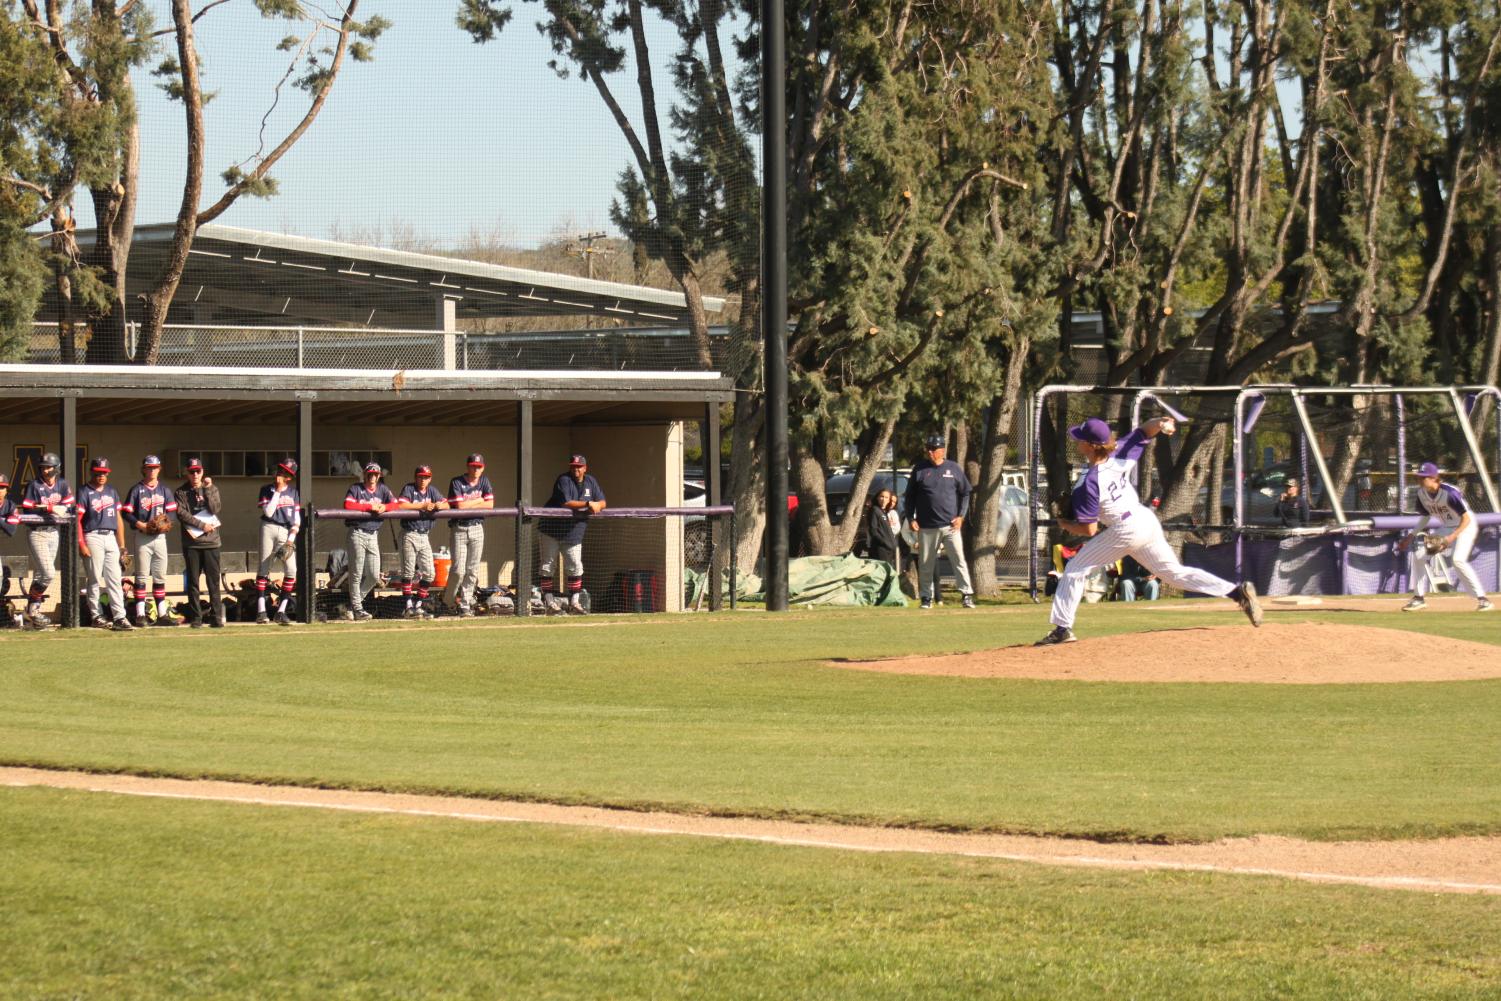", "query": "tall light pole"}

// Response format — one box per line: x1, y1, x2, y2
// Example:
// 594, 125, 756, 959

762, 0, 789, 611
